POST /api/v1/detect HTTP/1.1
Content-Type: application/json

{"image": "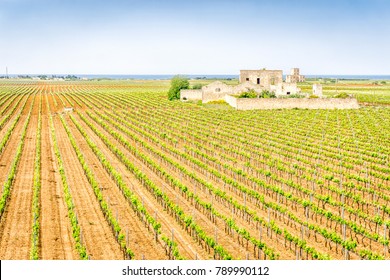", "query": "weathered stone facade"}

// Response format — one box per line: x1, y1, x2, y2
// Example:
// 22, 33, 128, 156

286, 68, 305, 83
239, 69, 283, 89
270, 82, 301, 96
180, 89, 202, 101
240, 69, 301, 95
201, 81, 233, 103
